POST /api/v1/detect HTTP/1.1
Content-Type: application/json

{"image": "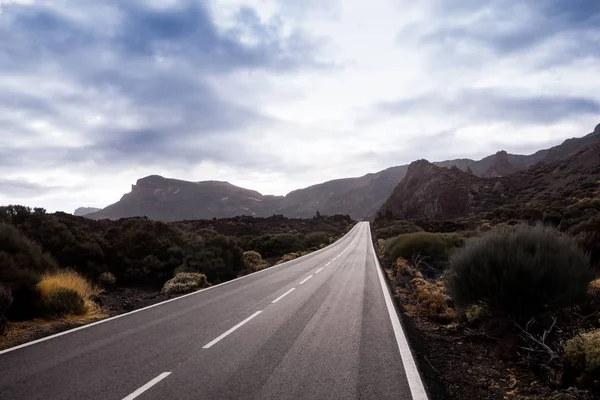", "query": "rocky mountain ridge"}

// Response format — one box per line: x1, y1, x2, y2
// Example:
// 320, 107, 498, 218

84, 124, 600, 221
